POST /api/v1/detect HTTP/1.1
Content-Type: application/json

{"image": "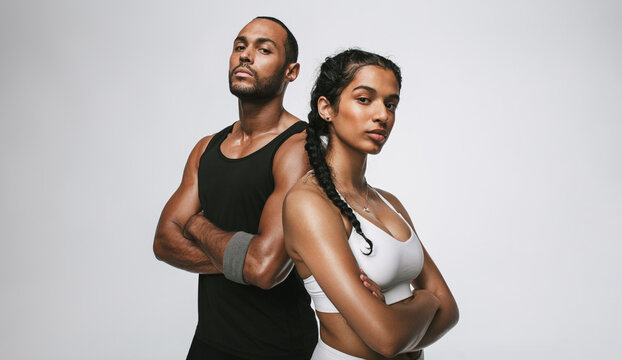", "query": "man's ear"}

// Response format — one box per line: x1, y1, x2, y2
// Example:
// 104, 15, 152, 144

285, 62, 300, 82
